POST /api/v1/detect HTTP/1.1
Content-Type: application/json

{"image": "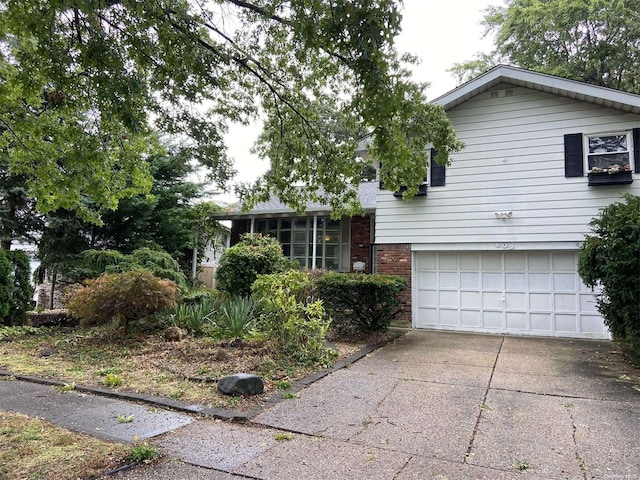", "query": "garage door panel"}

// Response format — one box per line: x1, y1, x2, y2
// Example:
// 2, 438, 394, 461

554, 273, 576, 290
529, 273, 551, 290
506, 312, 527, 330
555, 315, 579, 332
461, 291, 480, 308
505, 273, 525, 290
482, 273, 502, 289
530, 313, 552, 331
460, 310, 481, 327
505, 292, 526, 309
414, 251, 609, 339
530, 293, 551, 310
